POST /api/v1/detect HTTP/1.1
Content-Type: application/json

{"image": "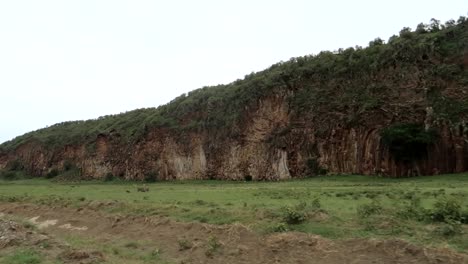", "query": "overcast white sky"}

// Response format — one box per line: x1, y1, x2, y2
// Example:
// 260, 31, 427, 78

0, 1, 466, 143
